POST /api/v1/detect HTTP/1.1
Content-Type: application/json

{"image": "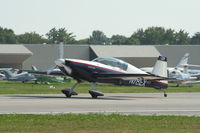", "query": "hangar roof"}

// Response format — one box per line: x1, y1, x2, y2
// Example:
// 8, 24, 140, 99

0, 45, 33, 64
0, 45, 32, 55
90, 45, 160, 57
